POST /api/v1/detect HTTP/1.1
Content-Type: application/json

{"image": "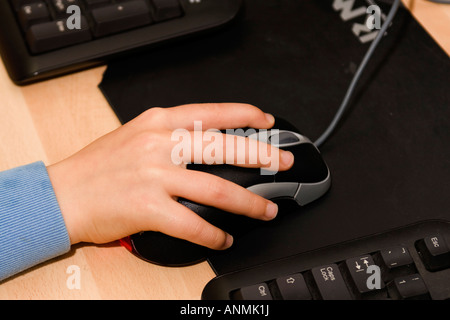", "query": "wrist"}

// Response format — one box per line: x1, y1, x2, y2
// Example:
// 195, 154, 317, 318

47, 161, 83, 245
